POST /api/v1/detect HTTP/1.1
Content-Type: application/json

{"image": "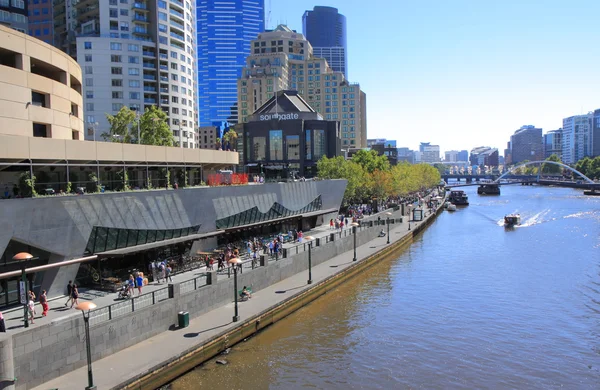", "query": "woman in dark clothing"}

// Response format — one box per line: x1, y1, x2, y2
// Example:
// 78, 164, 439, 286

70, 284, 79, 308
